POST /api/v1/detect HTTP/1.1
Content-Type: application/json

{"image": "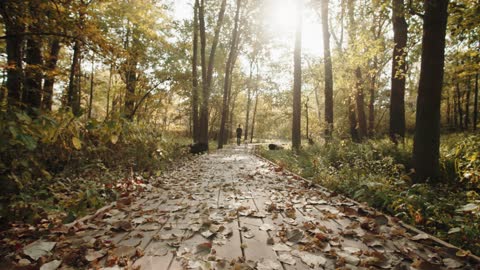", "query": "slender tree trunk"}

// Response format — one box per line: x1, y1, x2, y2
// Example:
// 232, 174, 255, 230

474, 73, 478, 131
192, 0, 200, 142
292, 0, 303, 151
305, 99, 309, 139
250, 91, 259, 143
465, 77, 471, 130
67, 40, 81, 116
453, 86, 458, 128
412, 0, 449, 183
389, 0, 408, 142
456, 82, 463, 130
88, 55, 95, 119
321, 0, 334, 137
218, 0, 242, 149
244, 60, 254, 141
199, 0, 227, 146
105, 64, 113, 121
446, 89, 451, 127
24, 33, 43, 111
42, 39, 61, 111
355, 67, 367, 139
348, 96, 359, 142
368, 75, 375, 137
